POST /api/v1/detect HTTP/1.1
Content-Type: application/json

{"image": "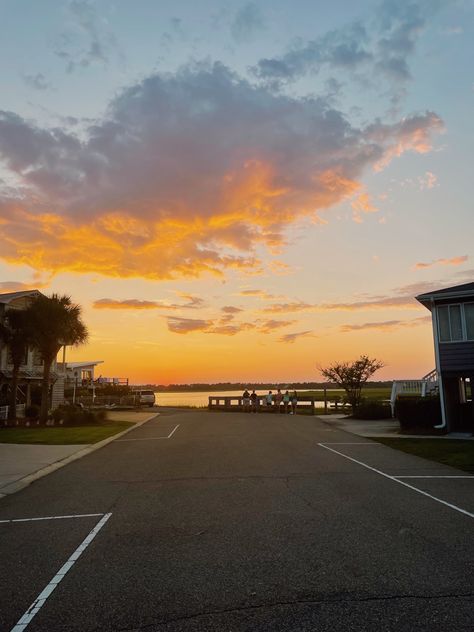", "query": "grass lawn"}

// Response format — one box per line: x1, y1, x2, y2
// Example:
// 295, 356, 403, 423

376, 438, 474, 473
0, 421, 134, 445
